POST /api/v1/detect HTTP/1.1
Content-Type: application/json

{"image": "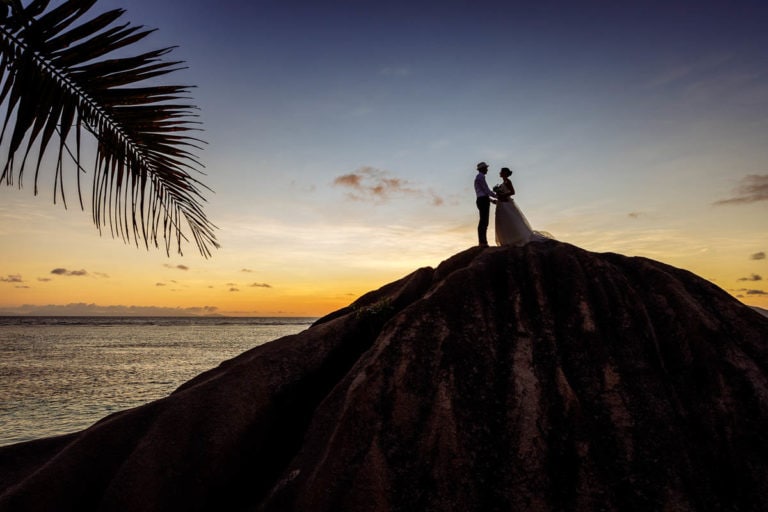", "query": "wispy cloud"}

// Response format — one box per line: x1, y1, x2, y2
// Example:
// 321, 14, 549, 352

751, 252, 766, 260
164, 264, 189, 271
685, 70, 768, 105
733, 287, 767, 297
738, 274, 763, 282
644, 62, 701, 89
219, 215, 477, 275
241, 268, 254, 273
643, 53, 736, 90
379, 67, 411, 77
250, 282, 272, 288
628, 212, 643, 219
333, 166, 444, 205
715, 174, 768, 205
50, 268, 88, 276
644, 54, 768, 106
0, 274, 23, 283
